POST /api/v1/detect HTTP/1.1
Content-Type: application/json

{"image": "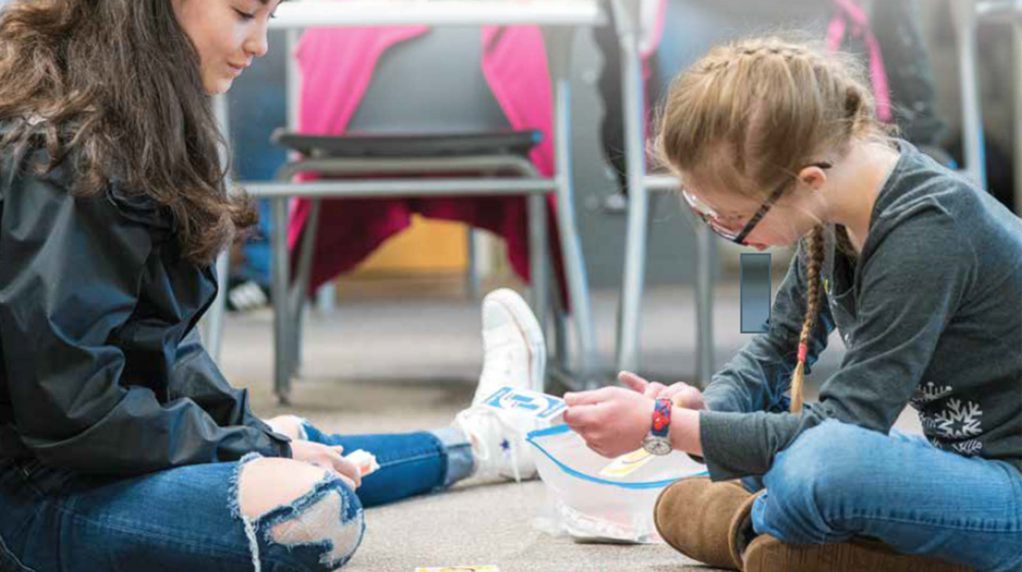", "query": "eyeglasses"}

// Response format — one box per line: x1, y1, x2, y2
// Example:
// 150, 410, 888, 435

681, 162, 832, 245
